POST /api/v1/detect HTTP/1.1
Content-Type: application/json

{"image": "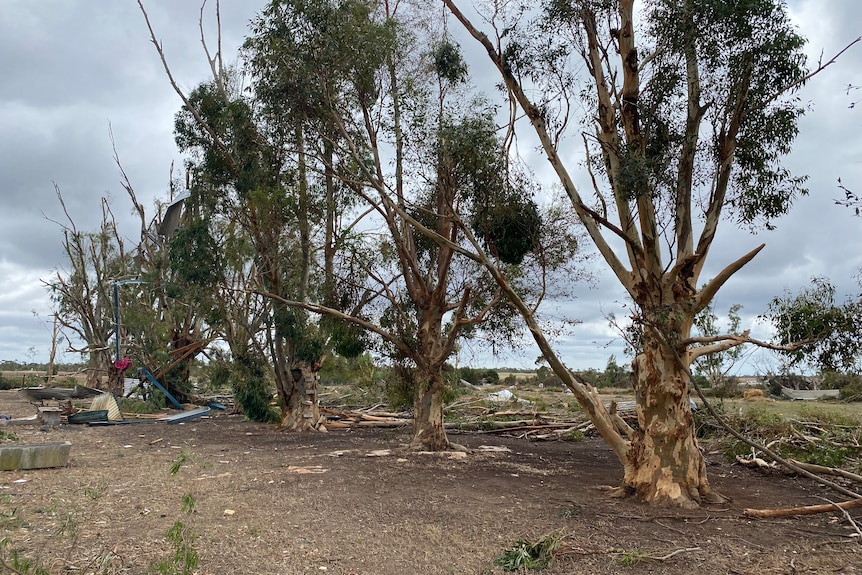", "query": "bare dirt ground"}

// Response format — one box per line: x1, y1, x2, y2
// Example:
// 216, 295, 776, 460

1, 390, 860, 575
